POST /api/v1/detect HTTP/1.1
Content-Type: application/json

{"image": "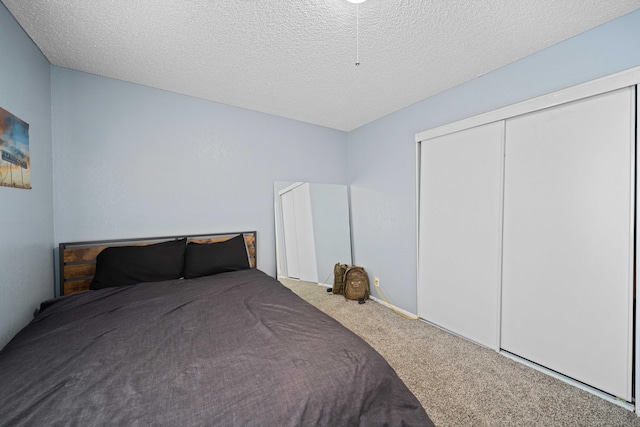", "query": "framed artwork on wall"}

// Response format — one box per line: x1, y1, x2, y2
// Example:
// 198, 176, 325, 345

0, 107, 30, 190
